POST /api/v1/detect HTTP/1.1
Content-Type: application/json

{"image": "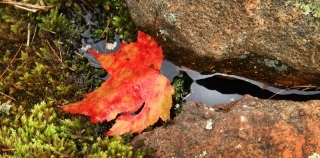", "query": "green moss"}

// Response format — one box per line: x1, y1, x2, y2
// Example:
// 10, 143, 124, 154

309, 153, 320, 158
101, 0, 137, 42
172, 76, 185, 104
171, 75, 191, 116
37, 7, 70, 37
0, 4, 85, 106
72, 0, 138, 42
294, 0, 320, 18
0, 101, 146, 157
0, 0, 147, 157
